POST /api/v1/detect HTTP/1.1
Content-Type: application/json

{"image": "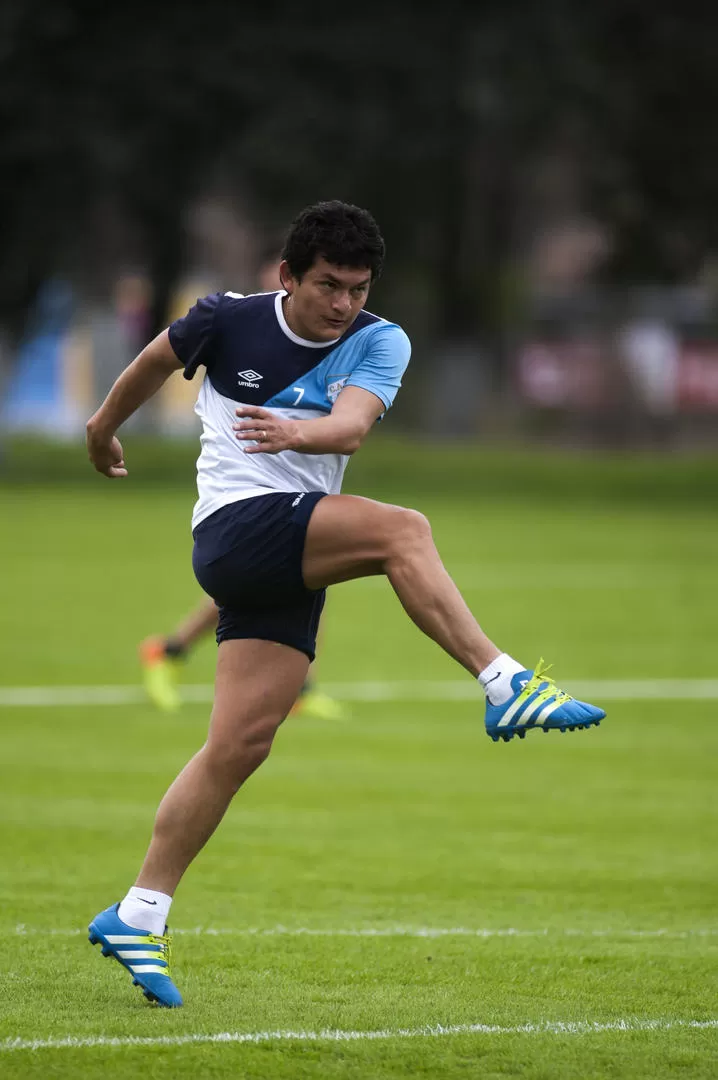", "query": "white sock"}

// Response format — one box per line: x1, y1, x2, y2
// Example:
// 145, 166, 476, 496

478, 653, 526, 706
118, 887, 172, 936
